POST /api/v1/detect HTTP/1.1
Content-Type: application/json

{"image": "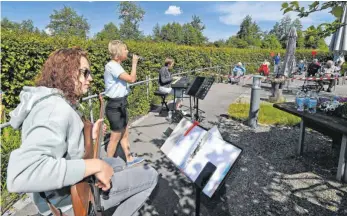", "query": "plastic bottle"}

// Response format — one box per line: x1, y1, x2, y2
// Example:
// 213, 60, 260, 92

296, 91, 305, 112
167, 110, 172, 122
308, 92, 318, 114
305, 91, 311, 111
